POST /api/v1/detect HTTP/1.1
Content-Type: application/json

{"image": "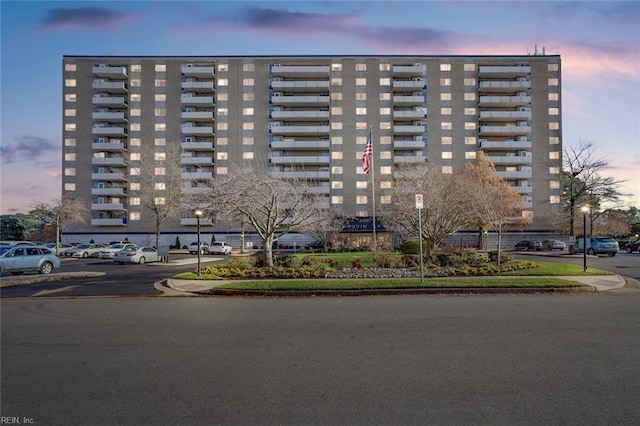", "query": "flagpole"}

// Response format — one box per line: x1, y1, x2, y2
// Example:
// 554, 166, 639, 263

370, 127, 377, 261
